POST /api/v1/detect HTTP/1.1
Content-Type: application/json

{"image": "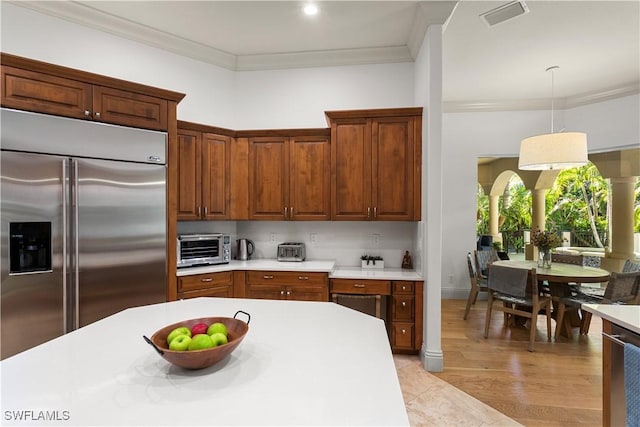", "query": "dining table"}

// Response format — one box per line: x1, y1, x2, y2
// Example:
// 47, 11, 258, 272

492, 259, 611, 333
